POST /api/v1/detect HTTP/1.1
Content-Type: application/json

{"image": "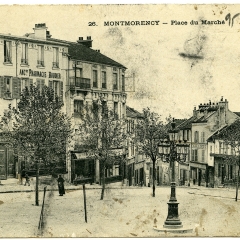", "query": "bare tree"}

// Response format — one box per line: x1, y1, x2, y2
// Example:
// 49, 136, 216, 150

79, 101, 127, 200
135, 107, 167, 197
